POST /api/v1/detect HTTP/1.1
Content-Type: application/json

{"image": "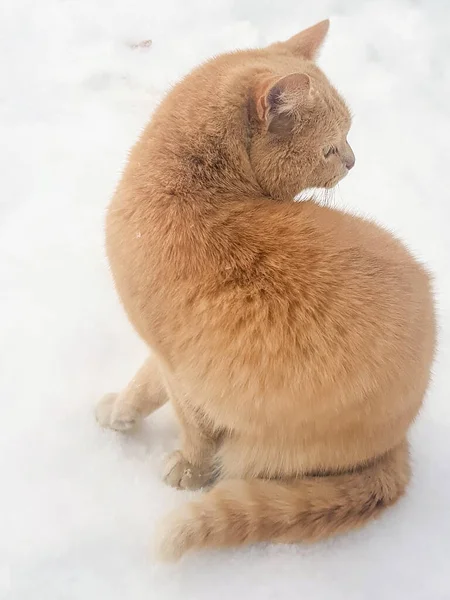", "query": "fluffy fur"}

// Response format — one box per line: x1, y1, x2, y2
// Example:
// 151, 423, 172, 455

96, 20, 435, 560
